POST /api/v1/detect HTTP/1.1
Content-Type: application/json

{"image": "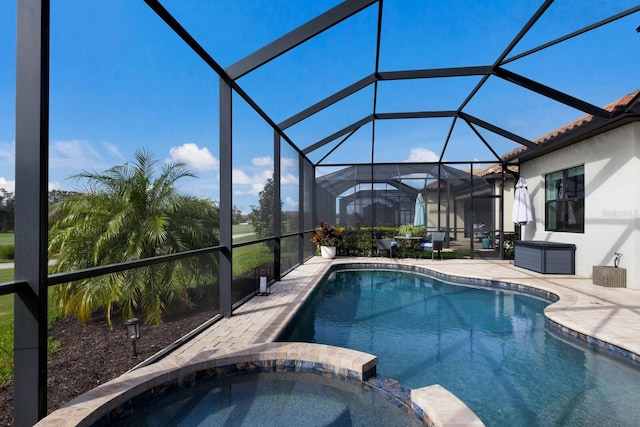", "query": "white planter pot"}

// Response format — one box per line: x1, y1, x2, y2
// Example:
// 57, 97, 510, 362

320, 246, 336, 259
